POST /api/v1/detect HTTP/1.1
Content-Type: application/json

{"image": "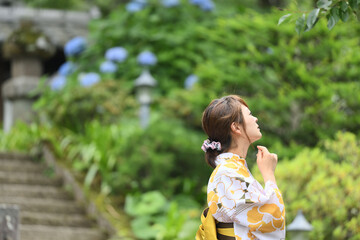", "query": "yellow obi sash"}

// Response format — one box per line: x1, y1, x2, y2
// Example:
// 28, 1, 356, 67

196, 208, 235, 240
